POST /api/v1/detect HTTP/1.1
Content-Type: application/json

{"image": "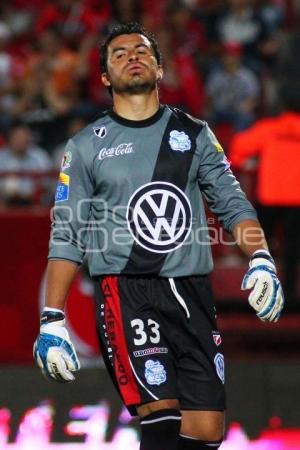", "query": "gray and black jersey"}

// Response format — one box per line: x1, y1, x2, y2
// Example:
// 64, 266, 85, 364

49, 105, 257, 277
